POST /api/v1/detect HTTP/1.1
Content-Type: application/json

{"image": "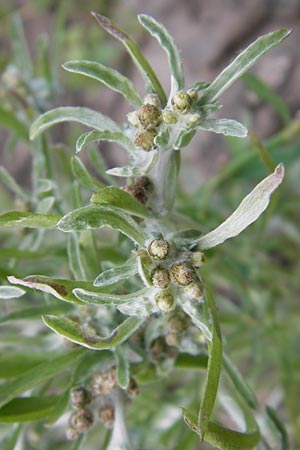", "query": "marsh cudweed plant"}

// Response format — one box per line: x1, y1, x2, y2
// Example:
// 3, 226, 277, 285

0, 11, 291, 450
